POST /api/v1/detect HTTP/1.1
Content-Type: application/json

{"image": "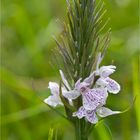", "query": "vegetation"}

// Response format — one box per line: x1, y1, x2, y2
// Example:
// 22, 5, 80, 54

1, 0, 139, 139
